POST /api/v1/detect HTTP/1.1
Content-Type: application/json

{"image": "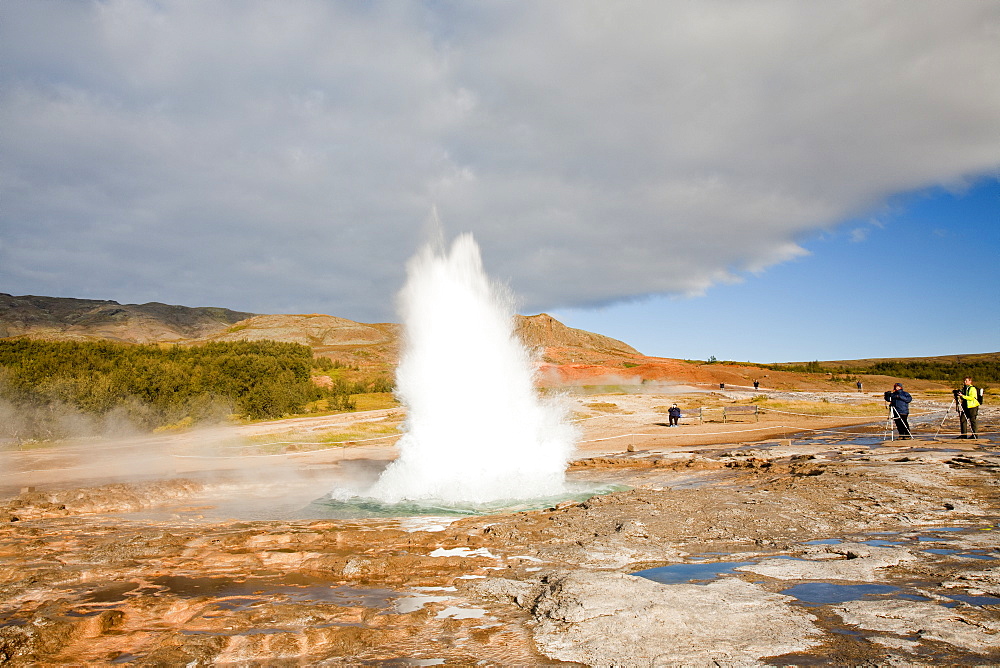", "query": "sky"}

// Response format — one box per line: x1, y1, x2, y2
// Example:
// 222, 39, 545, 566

1, 1, 998, 363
